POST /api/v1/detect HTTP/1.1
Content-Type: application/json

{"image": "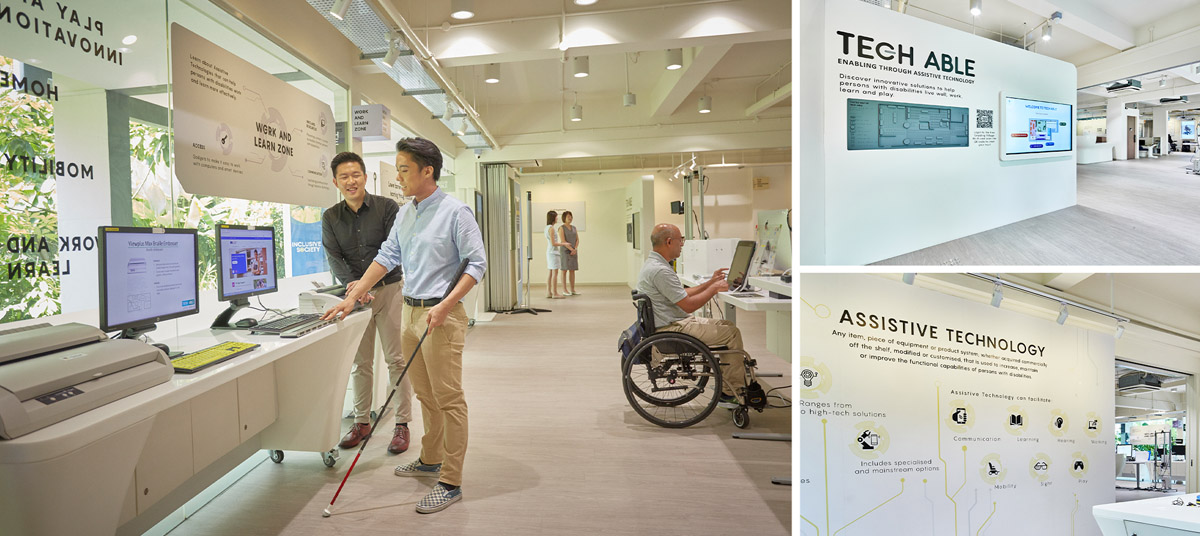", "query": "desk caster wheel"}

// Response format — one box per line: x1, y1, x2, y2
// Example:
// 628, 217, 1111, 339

269, 450, 284, 463
322, 449, 339, 467
733, 407, 750, 429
